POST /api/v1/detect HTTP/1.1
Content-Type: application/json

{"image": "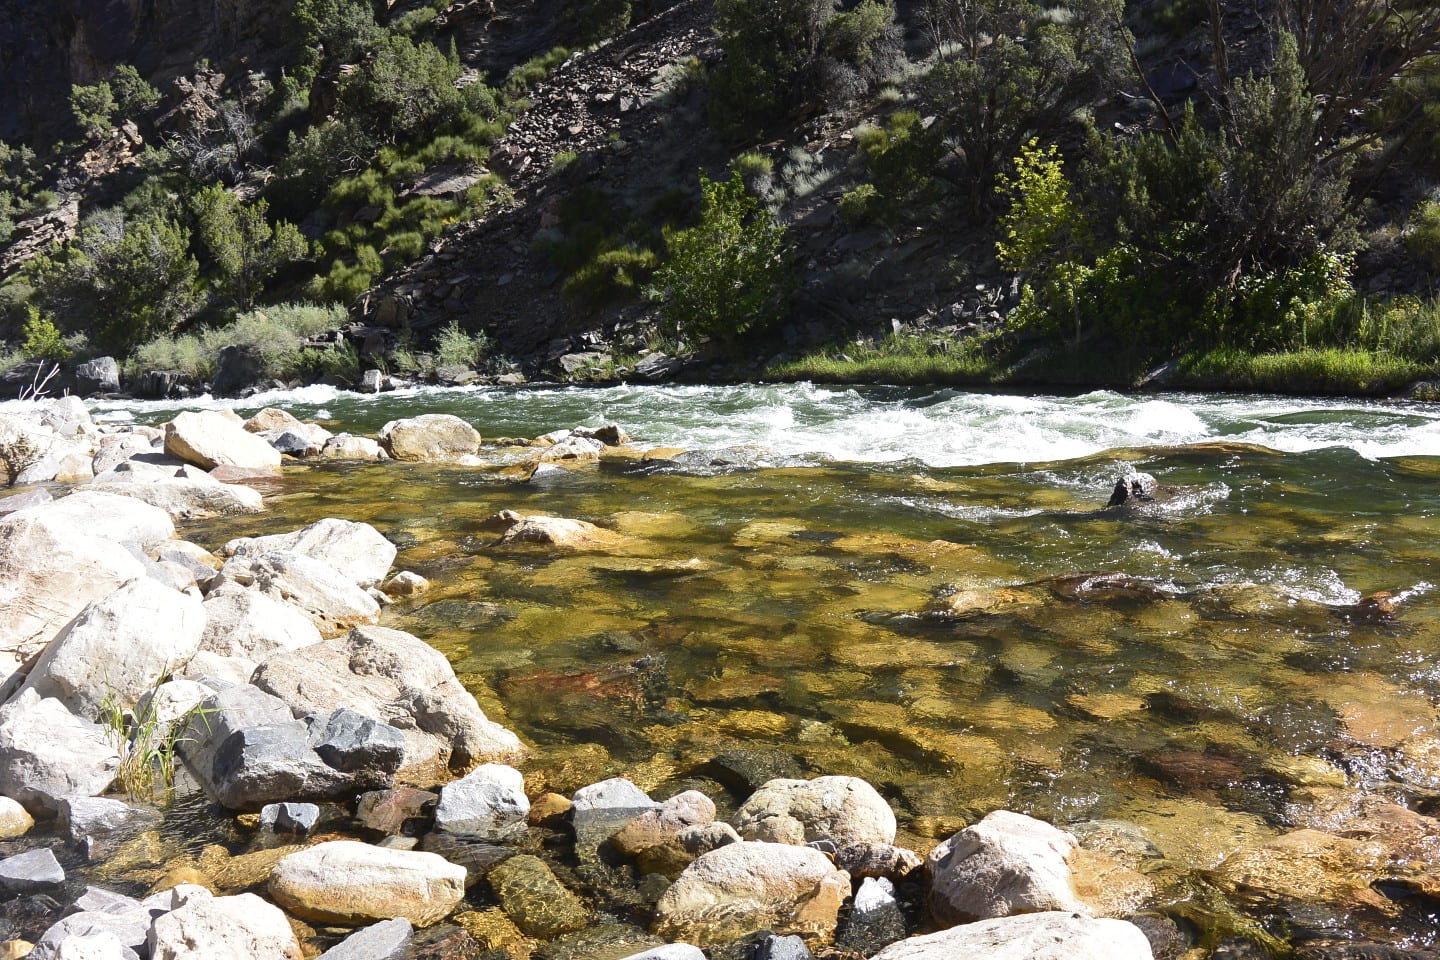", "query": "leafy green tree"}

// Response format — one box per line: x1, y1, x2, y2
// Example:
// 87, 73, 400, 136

293, 0, 382, 64
650, 170, 792, 341
921, 0, 1129, 213
709, 0, 899, 141
339, 35, 476, 144
111, 65, 161, 116
193, 184, 310, 307
70, 82, 118, 140
30, 212, 201, 356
